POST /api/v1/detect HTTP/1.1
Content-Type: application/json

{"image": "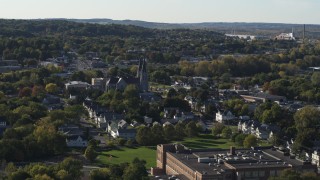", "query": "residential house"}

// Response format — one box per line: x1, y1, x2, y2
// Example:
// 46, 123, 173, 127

118, 120, 128, 129
112, 129, 137, 140
65, 81, 90, 90
163, 107, 180, 118
130, 120, 141, 127
139, 92, 161, 102
241, 92, 287, 103
174, 112, 195, 121
91, 78, 106, 90
42, 94, 62, 111
163, 121, 173, 127
144, 116, 153, 124
66, 136, 88, 148
185, 96, 197, 110
58, 124, 87, 148
238, 120, 260, 134
255, 124, 281, 140
215, 110, 235, 123
153, 121, 160, 127
0, 121, 8, 136
58, 124, 84, 136
312, 150, 320, 167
